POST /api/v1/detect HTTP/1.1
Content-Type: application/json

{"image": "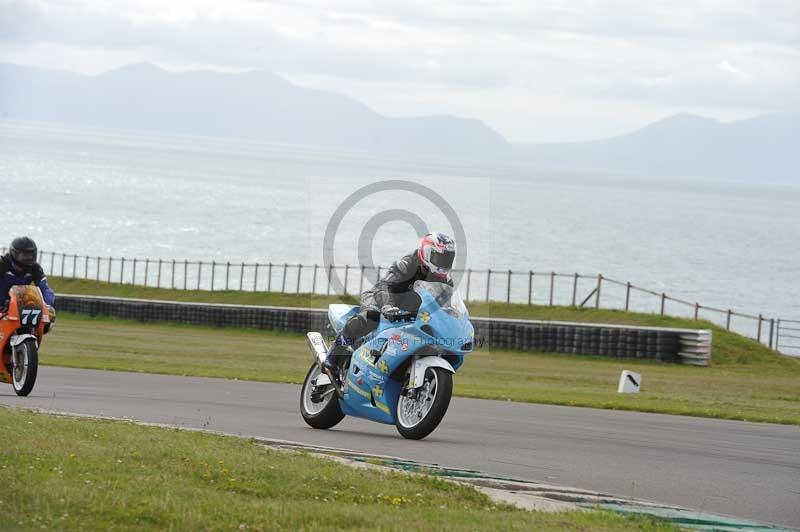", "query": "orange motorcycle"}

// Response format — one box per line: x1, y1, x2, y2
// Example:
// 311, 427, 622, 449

0, 285, 52, 396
